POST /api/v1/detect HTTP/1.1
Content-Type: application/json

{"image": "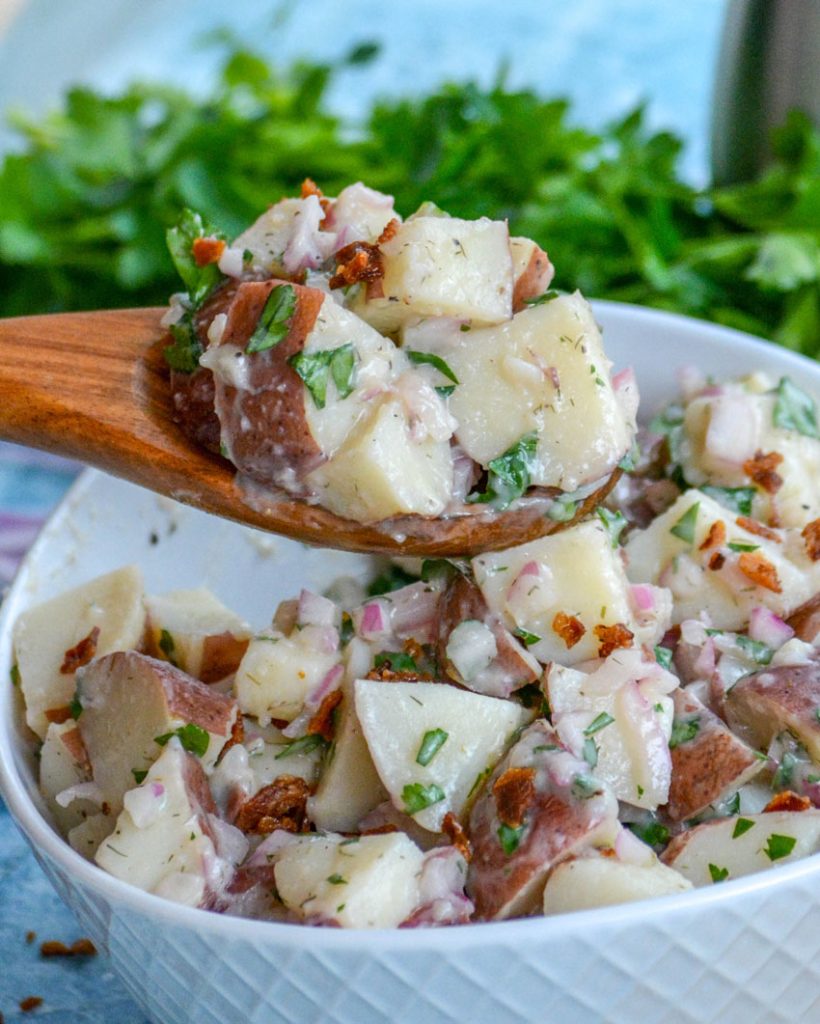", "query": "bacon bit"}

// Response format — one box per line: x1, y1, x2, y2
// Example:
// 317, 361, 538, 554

493, 766, 536, 829
329, 240, 384, 289
40, 938, 97, 958
737, 550, 782, 593
699, 520, 726, 551
306, 689, 343, 742
736, 516, 781, 542
44, 706, 72, 724
763, 790, 811, 814
552, 612, 586, 649
192, 236, 226, 267
216, 714, 245, 765
377, 217, 400, 244
359, 823, 399, 835
598, 847, 618, 859
300, 177, 331, 215
593, 623, 634, 658
59, 626, 100, 675
743, 450, 784, 495
708, 551, 726, 571
19, 997, 43, 1013
25, 931, 36, 945
403, 637, 427, 665
802, 519, 820, 561
365, 665, 432, 683
442, 811, 472, 863
234, 776, 309, 835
